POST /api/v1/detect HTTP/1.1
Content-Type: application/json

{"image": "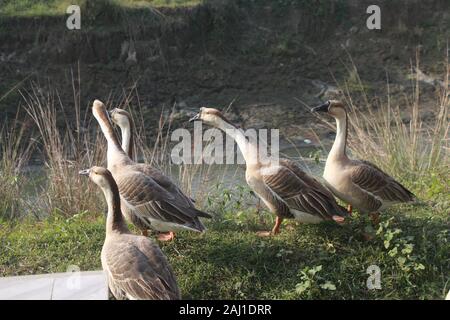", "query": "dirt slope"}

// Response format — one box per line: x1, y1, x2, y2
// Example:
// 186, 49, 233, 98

1, 0, 448, 139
